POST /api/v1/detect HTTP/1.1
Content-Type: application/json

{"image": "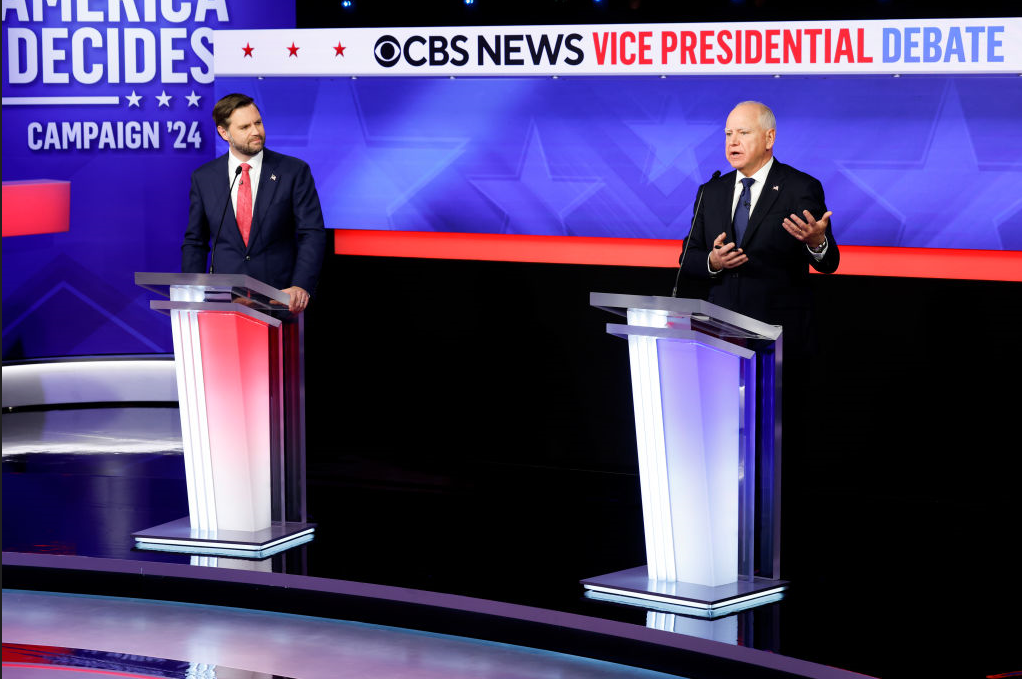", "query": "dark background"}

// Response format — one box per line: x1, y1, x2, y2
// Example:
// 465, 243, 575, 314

302, 251, 1022, 678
